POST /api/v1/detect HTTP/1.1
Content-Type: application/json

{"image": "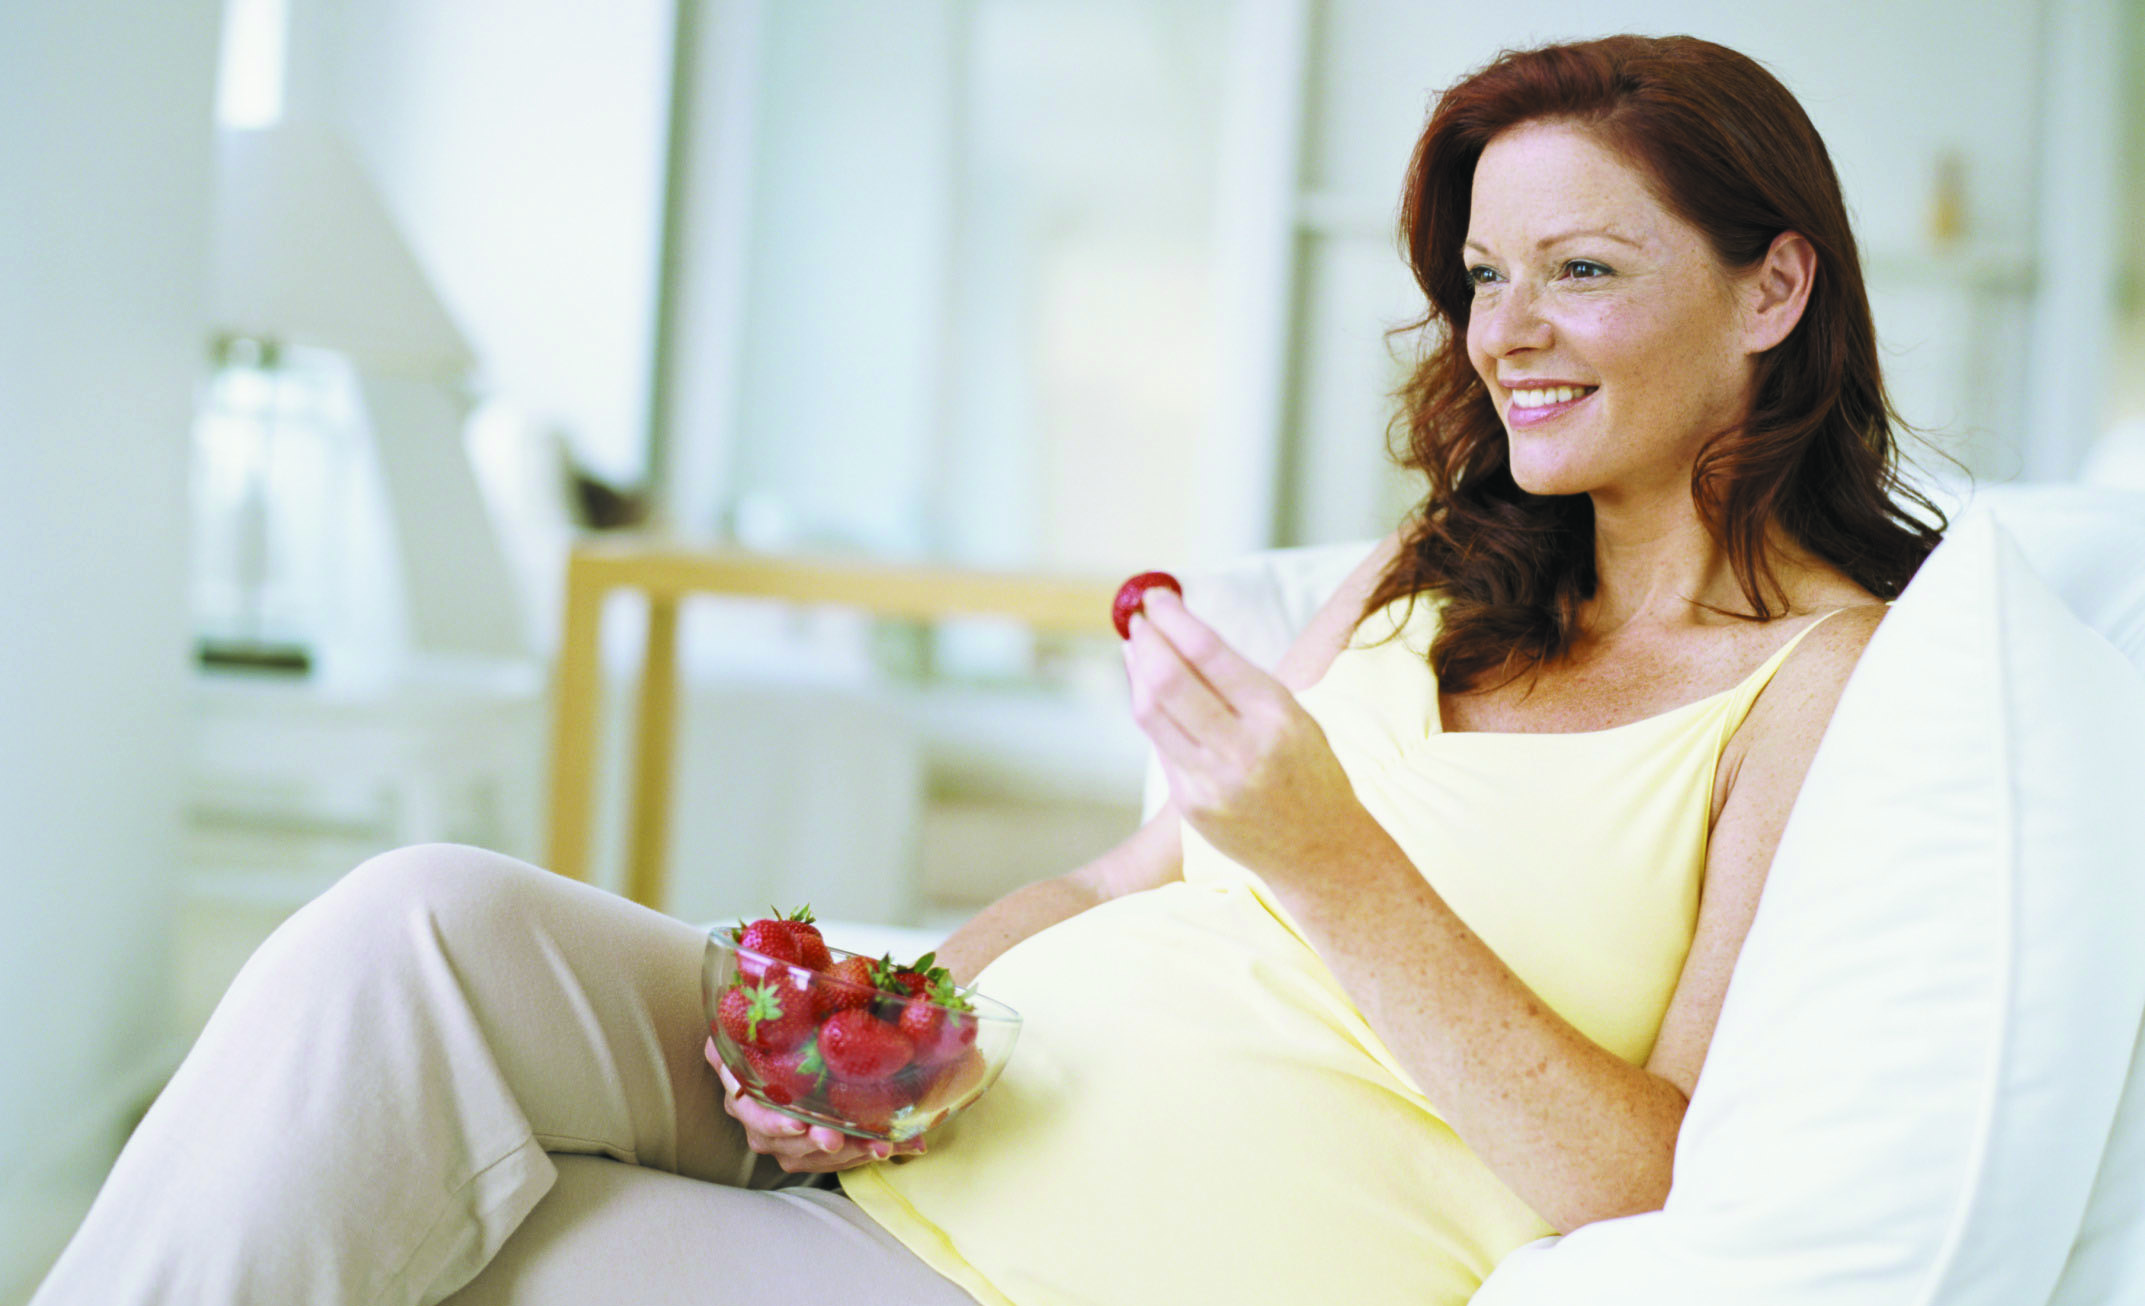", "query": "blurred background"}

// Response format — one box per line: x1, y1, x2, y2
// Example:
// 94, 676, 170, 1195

3, 0, 2141, 1296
